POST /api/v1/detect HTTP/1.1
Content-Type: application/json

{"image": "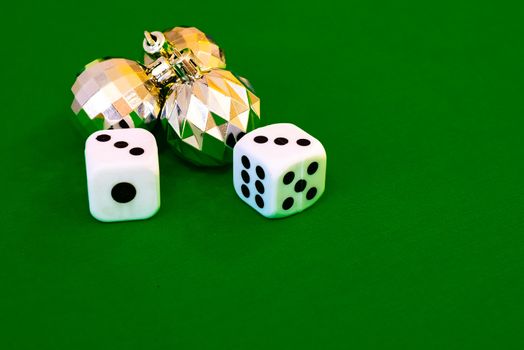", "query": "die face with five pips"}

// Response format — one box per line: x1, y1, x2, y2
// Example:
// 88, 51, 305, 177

85, 129, 160, 222
233, 123, 326, 218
